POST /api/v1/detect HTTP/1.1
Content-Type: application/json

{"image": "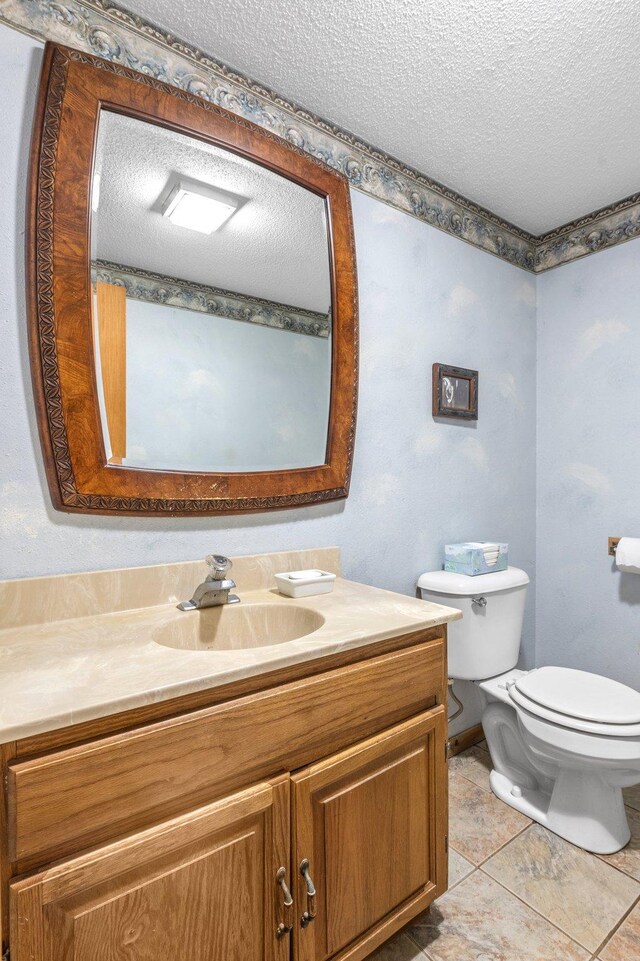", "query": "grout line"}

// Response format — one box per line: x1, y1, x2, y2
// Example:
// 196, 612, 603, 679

472, 819, 640, 954
475, 865, 605, 957
472, 797, 640, 884
447, 819, 532, 867
595, 854, 640, 884
478, 862, 639, 957
404, 865, 592, 961
477, 820, 533, 866
449, 767, 493, 794
589, 888, 640, 959
448, 767, 534, 865
453, 749, 640, 884
404, 930, 435, 961
442, 747, 640, 959
445, 863, 477, 892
